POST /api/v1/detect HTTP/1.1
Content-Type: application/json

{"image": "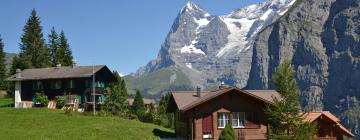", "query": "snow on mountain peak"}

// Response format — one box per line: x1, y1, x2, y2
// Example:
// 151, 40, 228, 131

181, 1, 209, 15
216, 0, 296, 57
